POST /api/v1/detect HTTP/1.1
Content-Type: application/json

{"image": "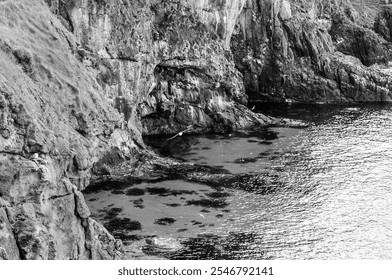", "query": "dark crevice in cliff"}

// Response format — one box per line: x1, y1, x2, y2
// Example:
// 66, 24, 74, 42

106, 57, 138, 62
3, 0, 392, 261
141, 61, 266, 135
1, 151, 25, 157
45, 0, 75, 32
48, 193, 73, 201
231, 0, 392, 104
